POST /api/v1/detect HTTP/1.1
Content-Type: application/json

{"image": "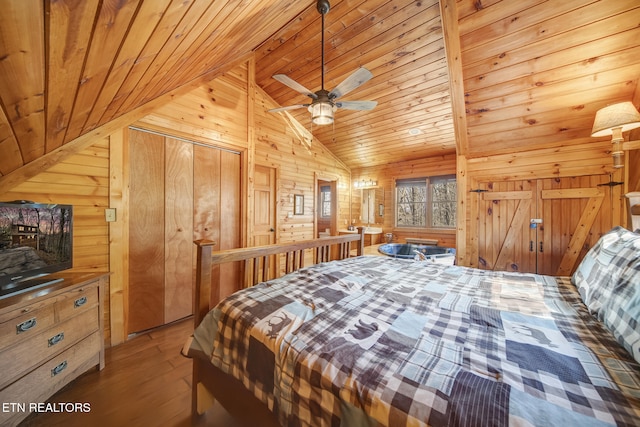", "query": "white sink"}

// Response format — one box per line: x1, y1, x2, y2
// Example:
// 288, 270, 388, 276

363, 227, 382, 234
